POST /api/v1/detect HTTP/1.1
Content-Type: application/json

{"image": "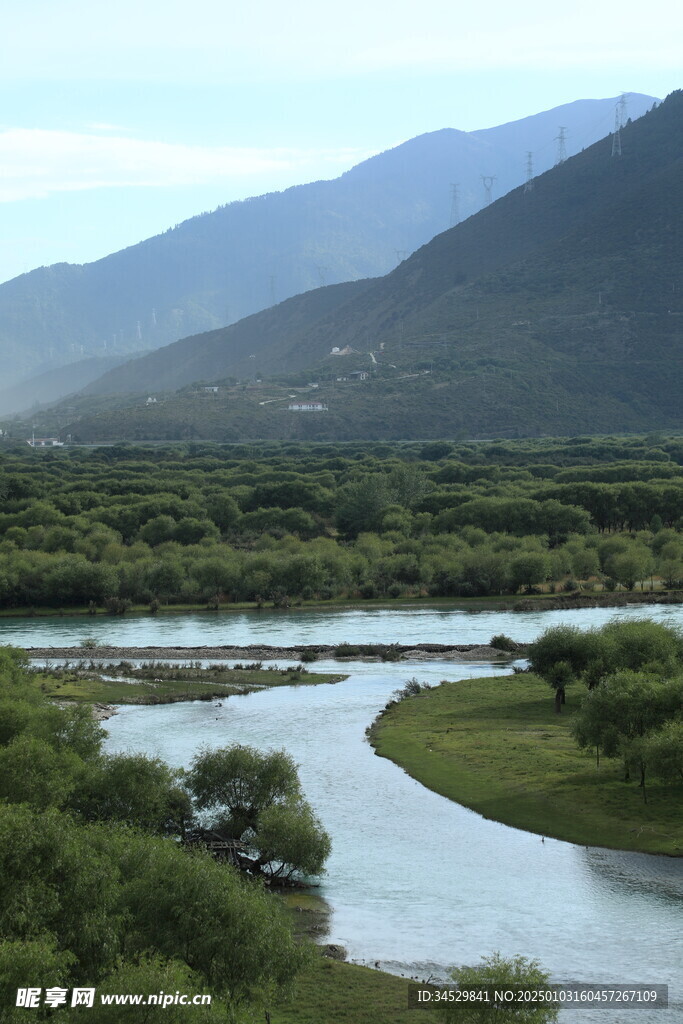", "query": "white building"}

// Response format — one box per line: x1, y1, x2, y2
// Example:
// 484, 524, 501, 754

287, 402, 328, 412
